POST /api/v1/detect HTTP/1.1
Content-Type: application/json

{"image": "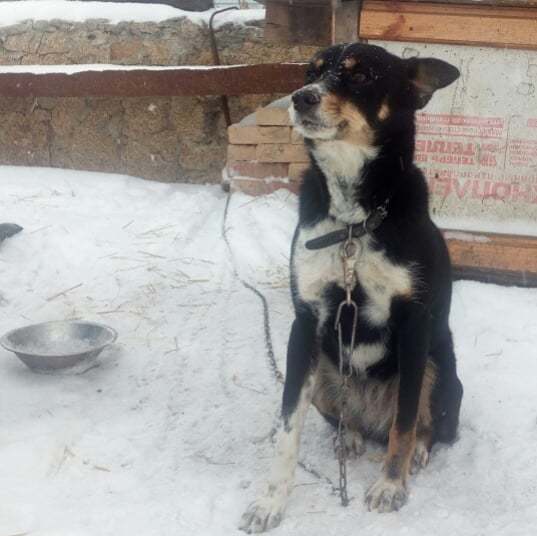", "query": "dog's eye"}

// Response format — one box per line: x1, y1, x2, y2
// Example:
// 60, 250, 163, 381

306, 67, 322, 83
306, 69, 318, 84
306, 56, 328, 83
